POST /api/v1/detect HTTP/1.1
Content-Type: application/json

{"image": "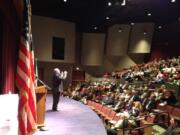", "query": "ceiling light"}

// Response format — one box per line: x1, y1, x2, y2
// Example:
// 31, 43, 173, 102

94, 26, 98, 30
130, 22, 135, 26
108, 2, 112, 6
158, 25, 162, 29
171, 0, 176, 3
121, 0, 126, 6
76, 67, 80, 70
147, 13, 152, 16
63, 0, 67, 2
178, 17, 180, 21
143, 30, 147, 35
106, 16, 110, 20
118, 27, 122, 33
